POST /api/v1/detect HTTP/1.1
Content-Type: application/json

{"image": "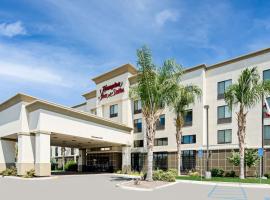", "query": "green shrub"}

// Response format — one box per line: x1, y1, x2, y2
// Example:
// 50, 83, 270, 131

188, 170, 200, 177
1, 166, 17, 176
64, 160, 77, 171
225, 170, 236, 177
211, 168, 224, 177
153, 170, 176, 182
161, 171, 175, 182
264, 173, 269, 179
23, 169, 35, 178
168, 168, 177, 177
